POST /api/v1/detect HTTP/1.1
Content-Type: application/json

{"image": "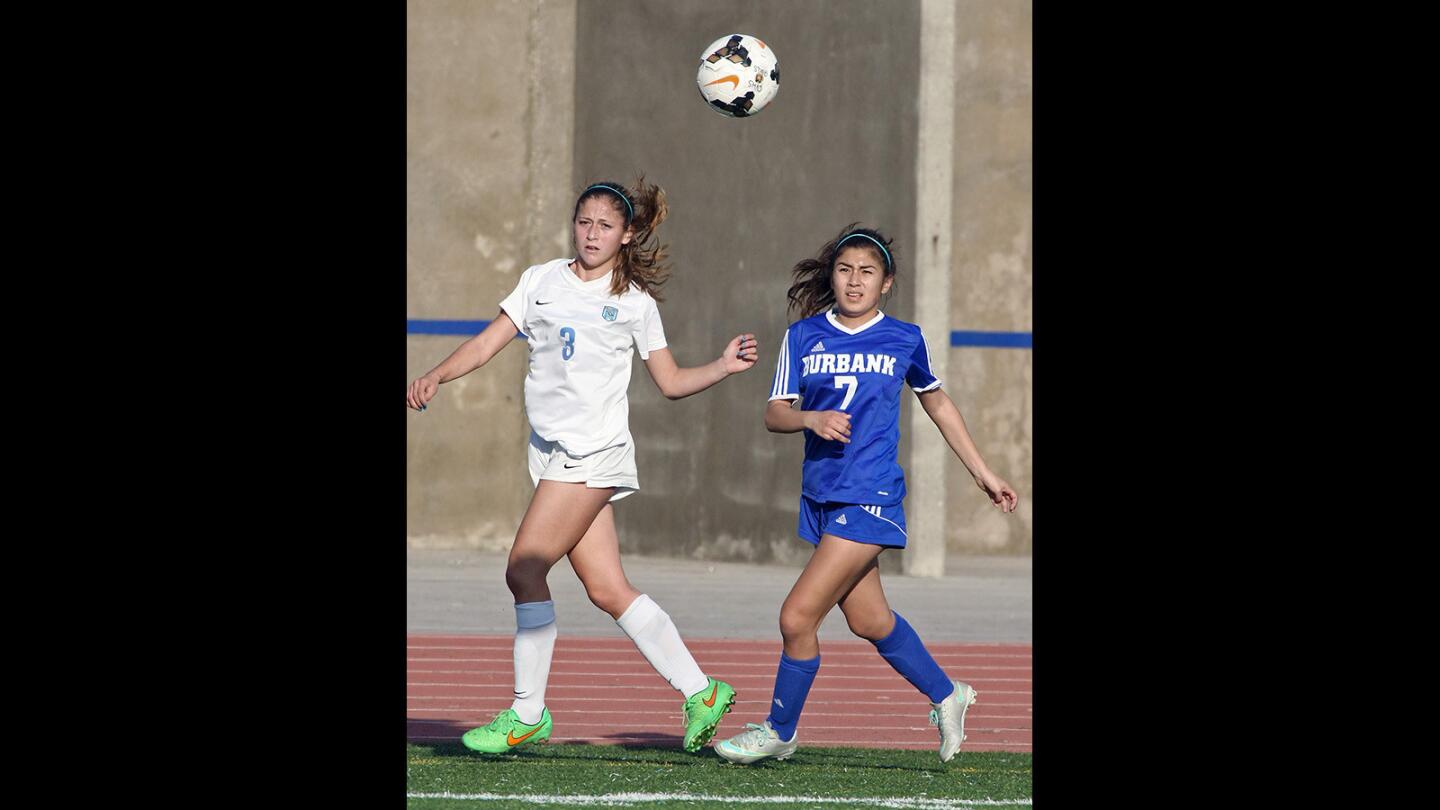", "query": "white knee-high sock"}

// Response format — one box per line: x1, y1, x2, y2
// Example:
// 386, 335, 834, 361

615, 594, 710, 698
510, 600, 557, 725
